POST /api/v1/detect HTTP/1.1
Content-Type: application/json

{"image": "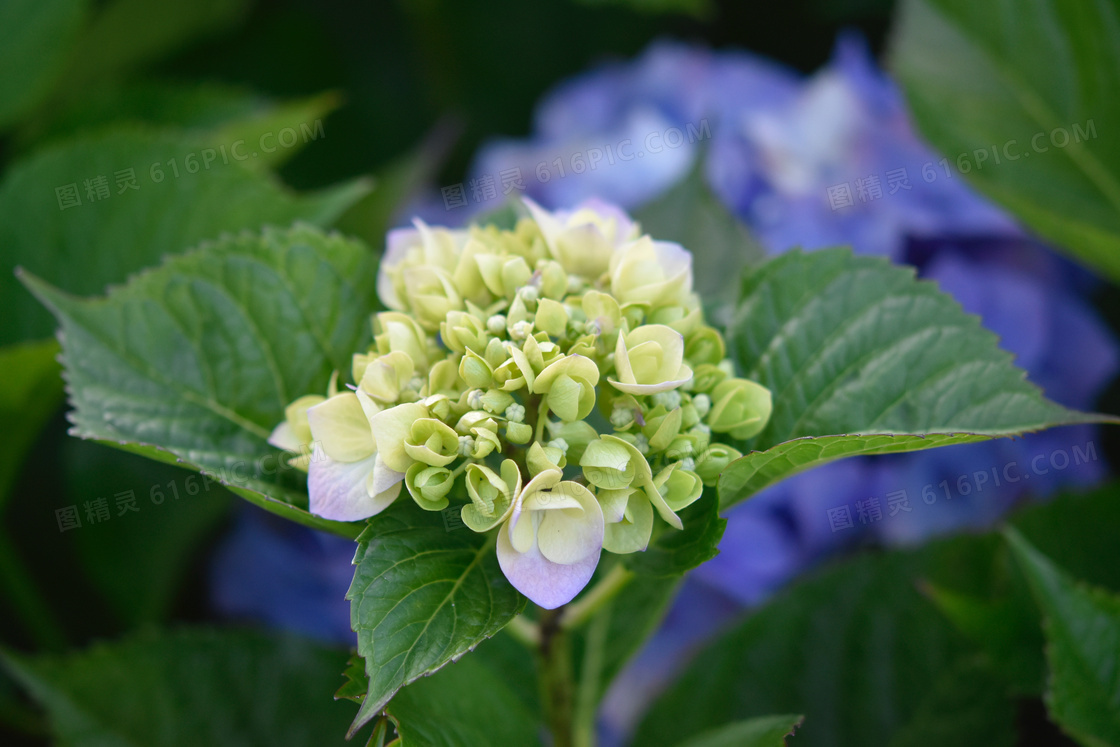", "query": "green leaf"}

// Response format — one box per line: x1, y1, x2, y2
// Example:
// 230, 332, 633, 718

624, 489, 726, 576
0, 128, 370, 346
1006, 528, 1120, 747
887, 657, 1016, 747
381, 654, 540, 747
719, 247, 1107, 508
889, 0, 1120, 283
0, 629, 357, 746
34, 82, 340, 170
633, 154, 763, 303
346, 502, 526, 736
673, 714, 804, 747
0, 340, 63, 511
22, 223, 377, 537
633, 536, 995, 747
49, 0, 252, 108
0, 0, 88, 129
63, 442, 234, 627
